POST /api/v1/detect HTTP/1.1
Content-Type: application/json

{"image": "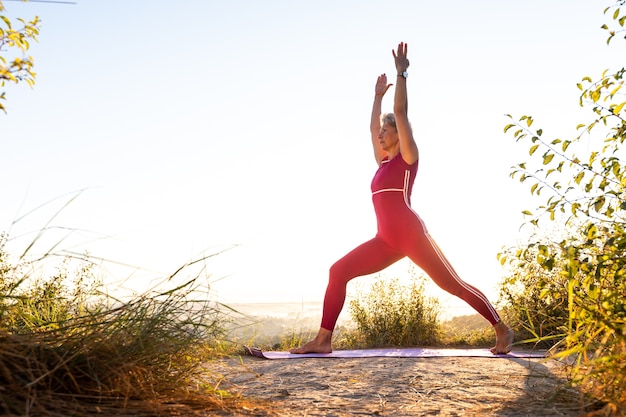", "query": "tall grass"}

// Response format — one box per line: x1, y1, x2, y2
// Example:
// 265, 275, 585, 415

0, 198, 261, 416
